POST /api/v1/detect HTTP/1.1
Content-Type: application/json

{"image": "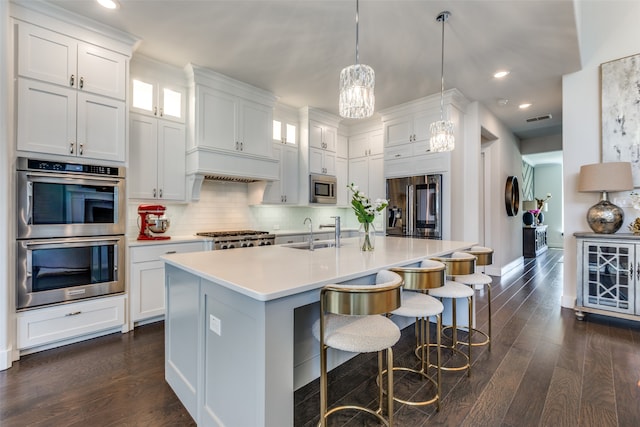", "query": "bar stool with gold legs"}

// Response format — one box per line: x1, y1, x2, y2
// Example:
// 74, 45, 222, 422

454, 246, 494, 351
385, 259, 446, 410
313, 270, 403, 427
428, 252, 477, 376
